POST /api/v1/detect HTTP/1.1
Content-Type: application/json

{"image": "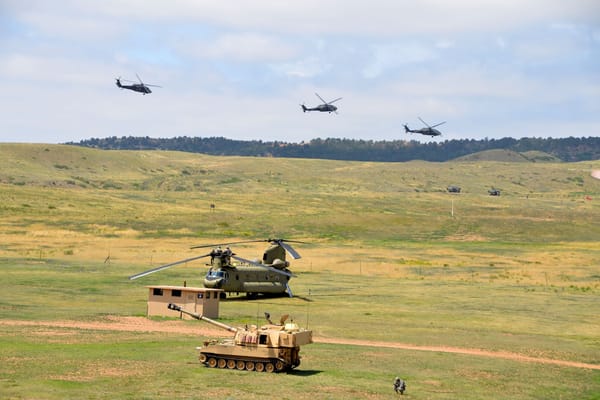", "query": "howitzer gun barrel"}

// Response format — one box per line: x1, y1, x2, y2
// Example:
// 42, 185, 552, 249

167, 303, 237, 332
